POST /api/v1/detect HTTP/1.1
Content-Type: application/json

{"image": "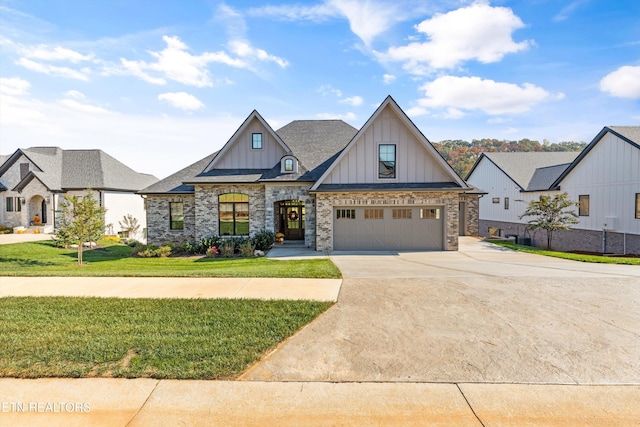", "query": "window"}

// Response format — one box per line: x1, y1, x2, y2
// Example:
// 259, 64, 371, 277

504, 197, 509, 210
252, 133, 262, 149
169, 202, 184, 230
336, 209, 355, 219
578, 195, 589, 216
420, 208, 440, 219
219, 193, 249, 235
15, 197, 21, 212
378, 144, 396, 179
392, 208, 412, 219
284, 158, 294, 171
636, 194, 640, 219
6, 197, 14, 212
364, 208, 384, 219
492, 198, 500, 204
